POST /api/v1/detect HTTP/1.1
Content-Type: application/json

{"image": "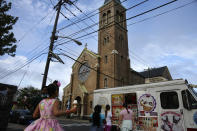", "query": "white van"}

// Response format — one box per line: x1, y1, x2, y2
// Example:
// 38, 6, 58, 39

93, 79, 197, 131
